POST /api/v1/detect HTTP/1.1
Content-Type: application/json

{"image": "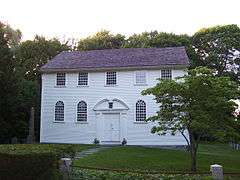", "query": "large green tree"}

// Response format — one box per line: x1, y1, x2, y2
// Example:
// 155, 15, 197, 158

142, 67, 240, 171
192, 24, 240, 83
124, 31, 191, 48
15, 36, 71, 140
16, 35, 70, 81
0, 23, 27, 141
77, 30, 125, 51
